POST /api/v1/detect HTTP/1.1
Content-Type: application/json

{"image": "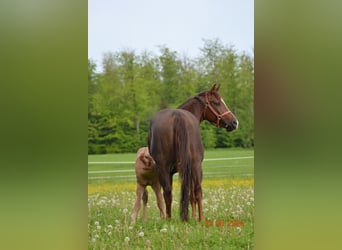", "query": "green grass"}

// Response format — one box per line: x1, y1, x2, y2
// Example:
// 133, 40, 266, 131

88, 148, 253, 162
88, 148, 254, 249
88, 148, 254, 185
